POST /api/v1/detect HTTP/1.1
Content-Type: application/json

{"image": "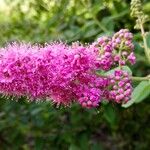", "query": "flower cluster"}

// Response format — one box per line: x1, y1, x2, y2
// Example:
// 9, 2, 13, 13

93, 29, 136, 72
0, 42, 109, 108
93, 36, 114, 71
112, 29, 136, 65
0, 29, 136, 108
109, 70, 132, 103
